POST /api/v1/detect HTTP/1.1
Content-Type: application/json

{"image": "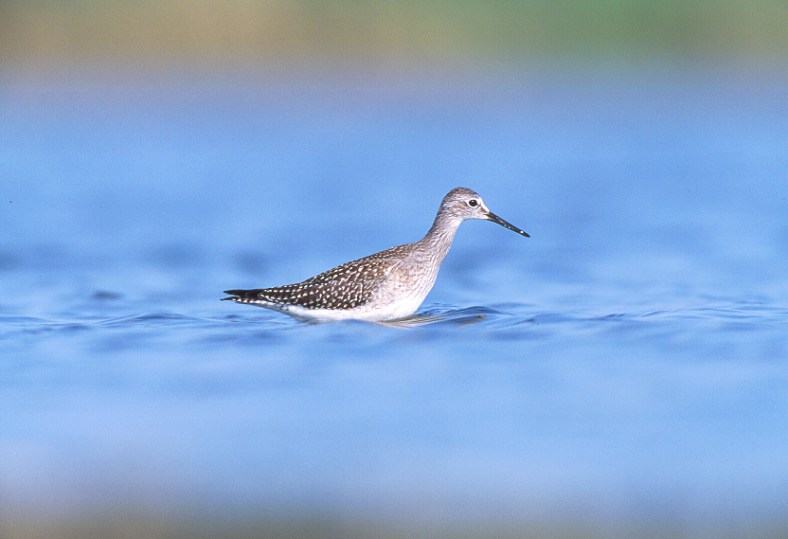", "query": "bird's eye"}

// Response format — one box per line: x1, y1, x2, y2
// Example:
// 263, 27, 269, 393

468, 199, 478, 207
